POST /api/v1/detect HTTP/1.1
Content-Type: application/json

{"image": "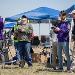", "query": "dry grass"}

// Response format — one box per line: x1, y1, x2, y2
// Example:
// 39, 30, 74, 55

0, 45, 75, 75
0, 63, 75, 75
